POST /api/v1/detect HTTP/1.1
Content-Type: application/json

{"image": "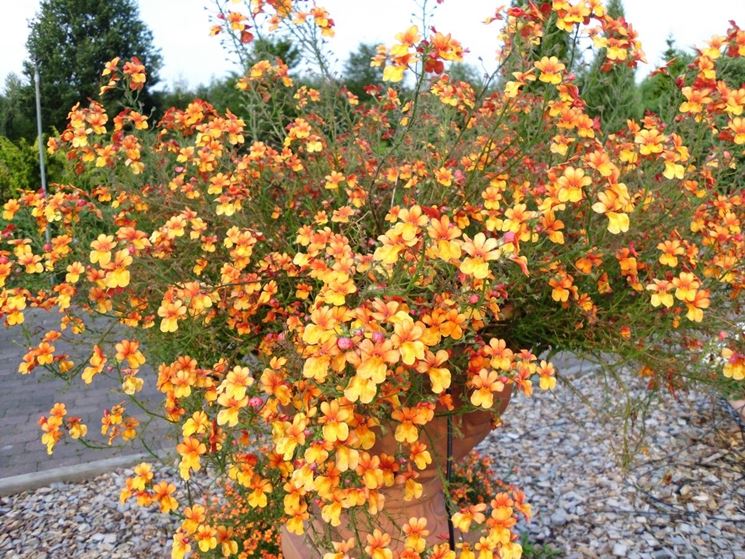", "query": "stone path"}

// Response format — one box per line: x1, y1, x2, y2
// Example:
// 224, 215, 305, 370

0, 309, 172, 480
